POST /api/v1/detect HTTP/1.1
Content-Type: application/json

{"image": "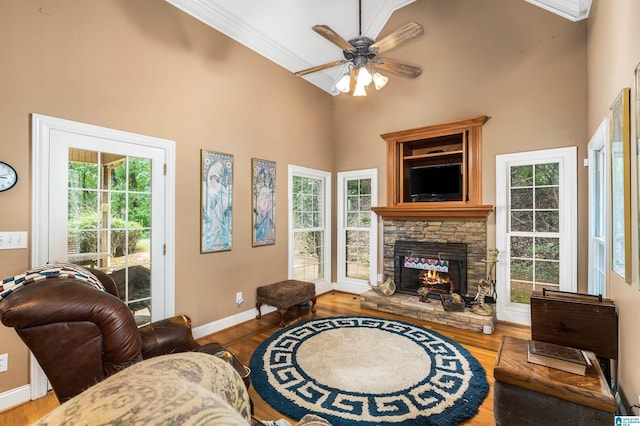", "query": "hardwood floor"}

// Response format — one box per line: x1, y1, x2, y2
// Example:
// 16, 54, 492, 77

0, 291, 530, 425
